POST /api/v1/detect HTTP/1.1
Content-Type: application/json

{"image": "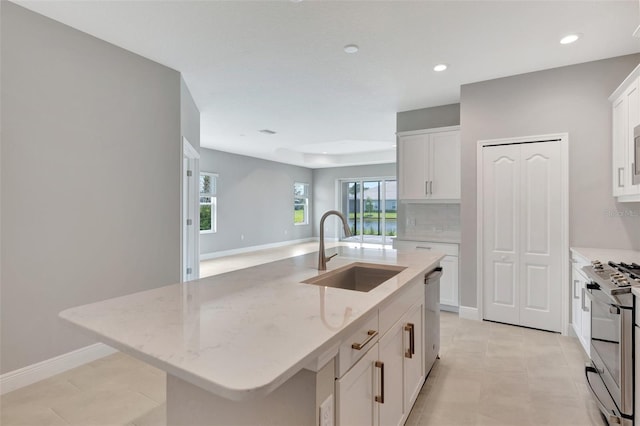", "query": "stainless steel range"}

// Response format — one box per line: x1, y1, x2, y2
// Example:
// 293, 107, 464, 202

583, 261, 640, 426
